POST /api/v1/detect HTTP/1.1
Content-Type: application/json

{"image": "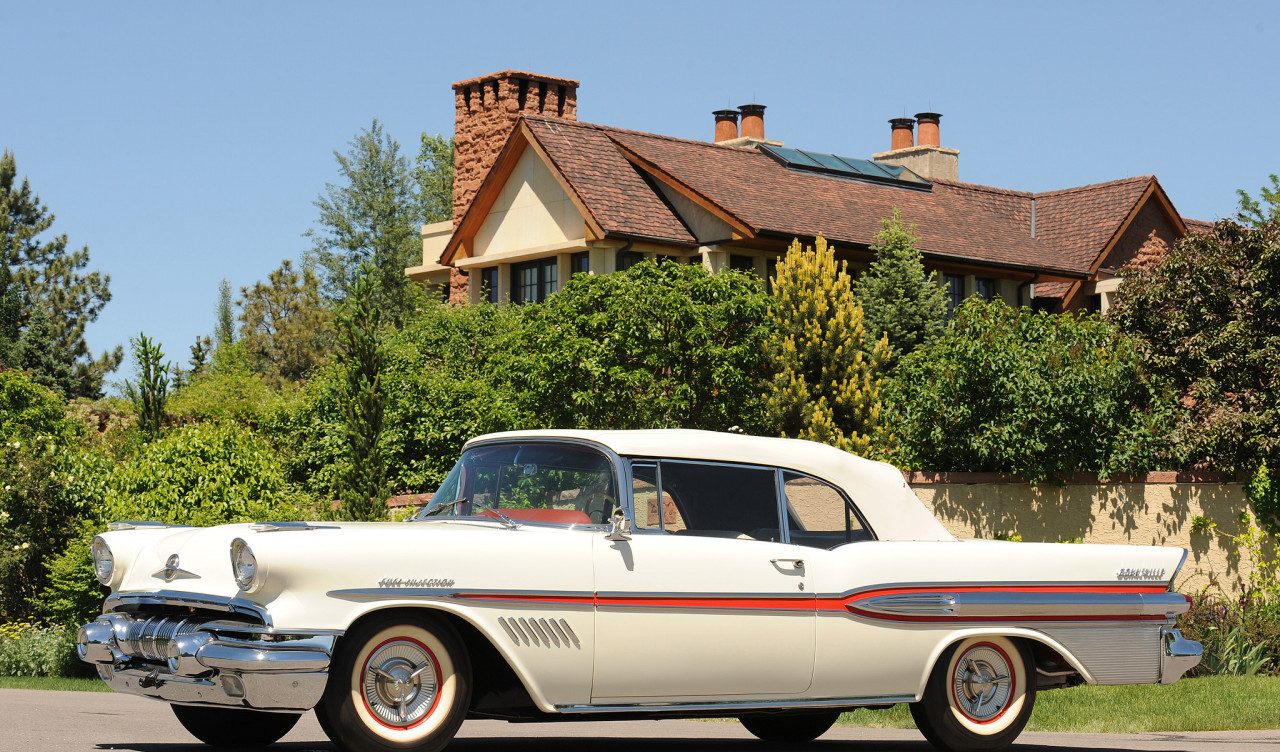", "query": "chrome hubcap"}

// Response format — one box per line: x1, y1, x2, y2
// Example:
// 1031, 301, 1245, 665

362, 640, 438, 727
952, 645, 1012, 721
